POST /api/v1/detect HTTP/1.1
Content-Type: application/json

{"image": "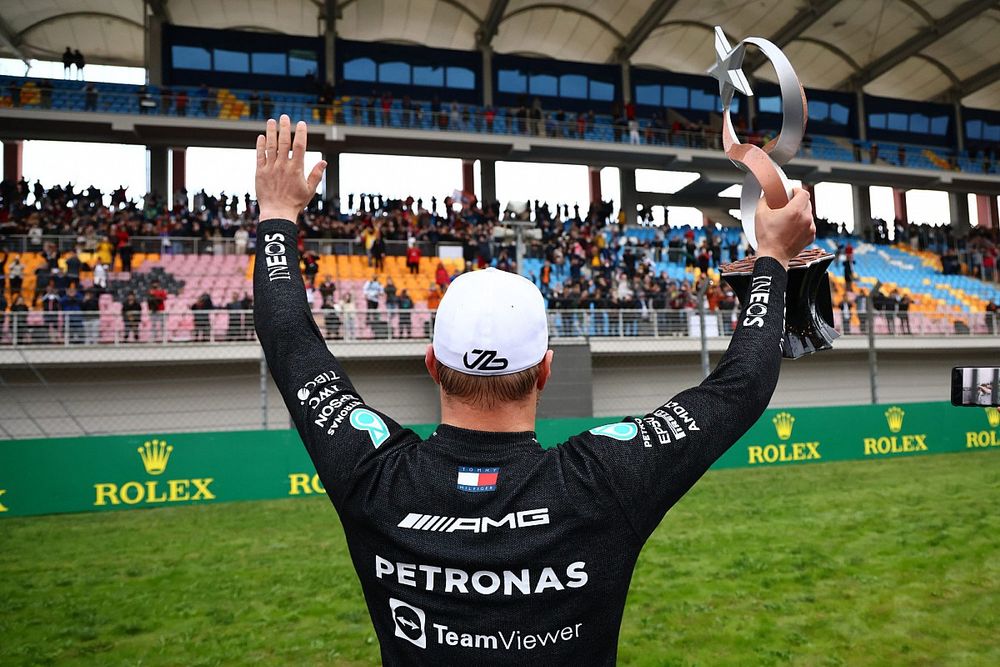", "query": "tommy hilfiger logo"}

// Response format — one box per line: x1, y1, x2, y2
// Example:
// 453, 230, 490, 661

462, 349, 508, 372
456, 467, 499, 492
